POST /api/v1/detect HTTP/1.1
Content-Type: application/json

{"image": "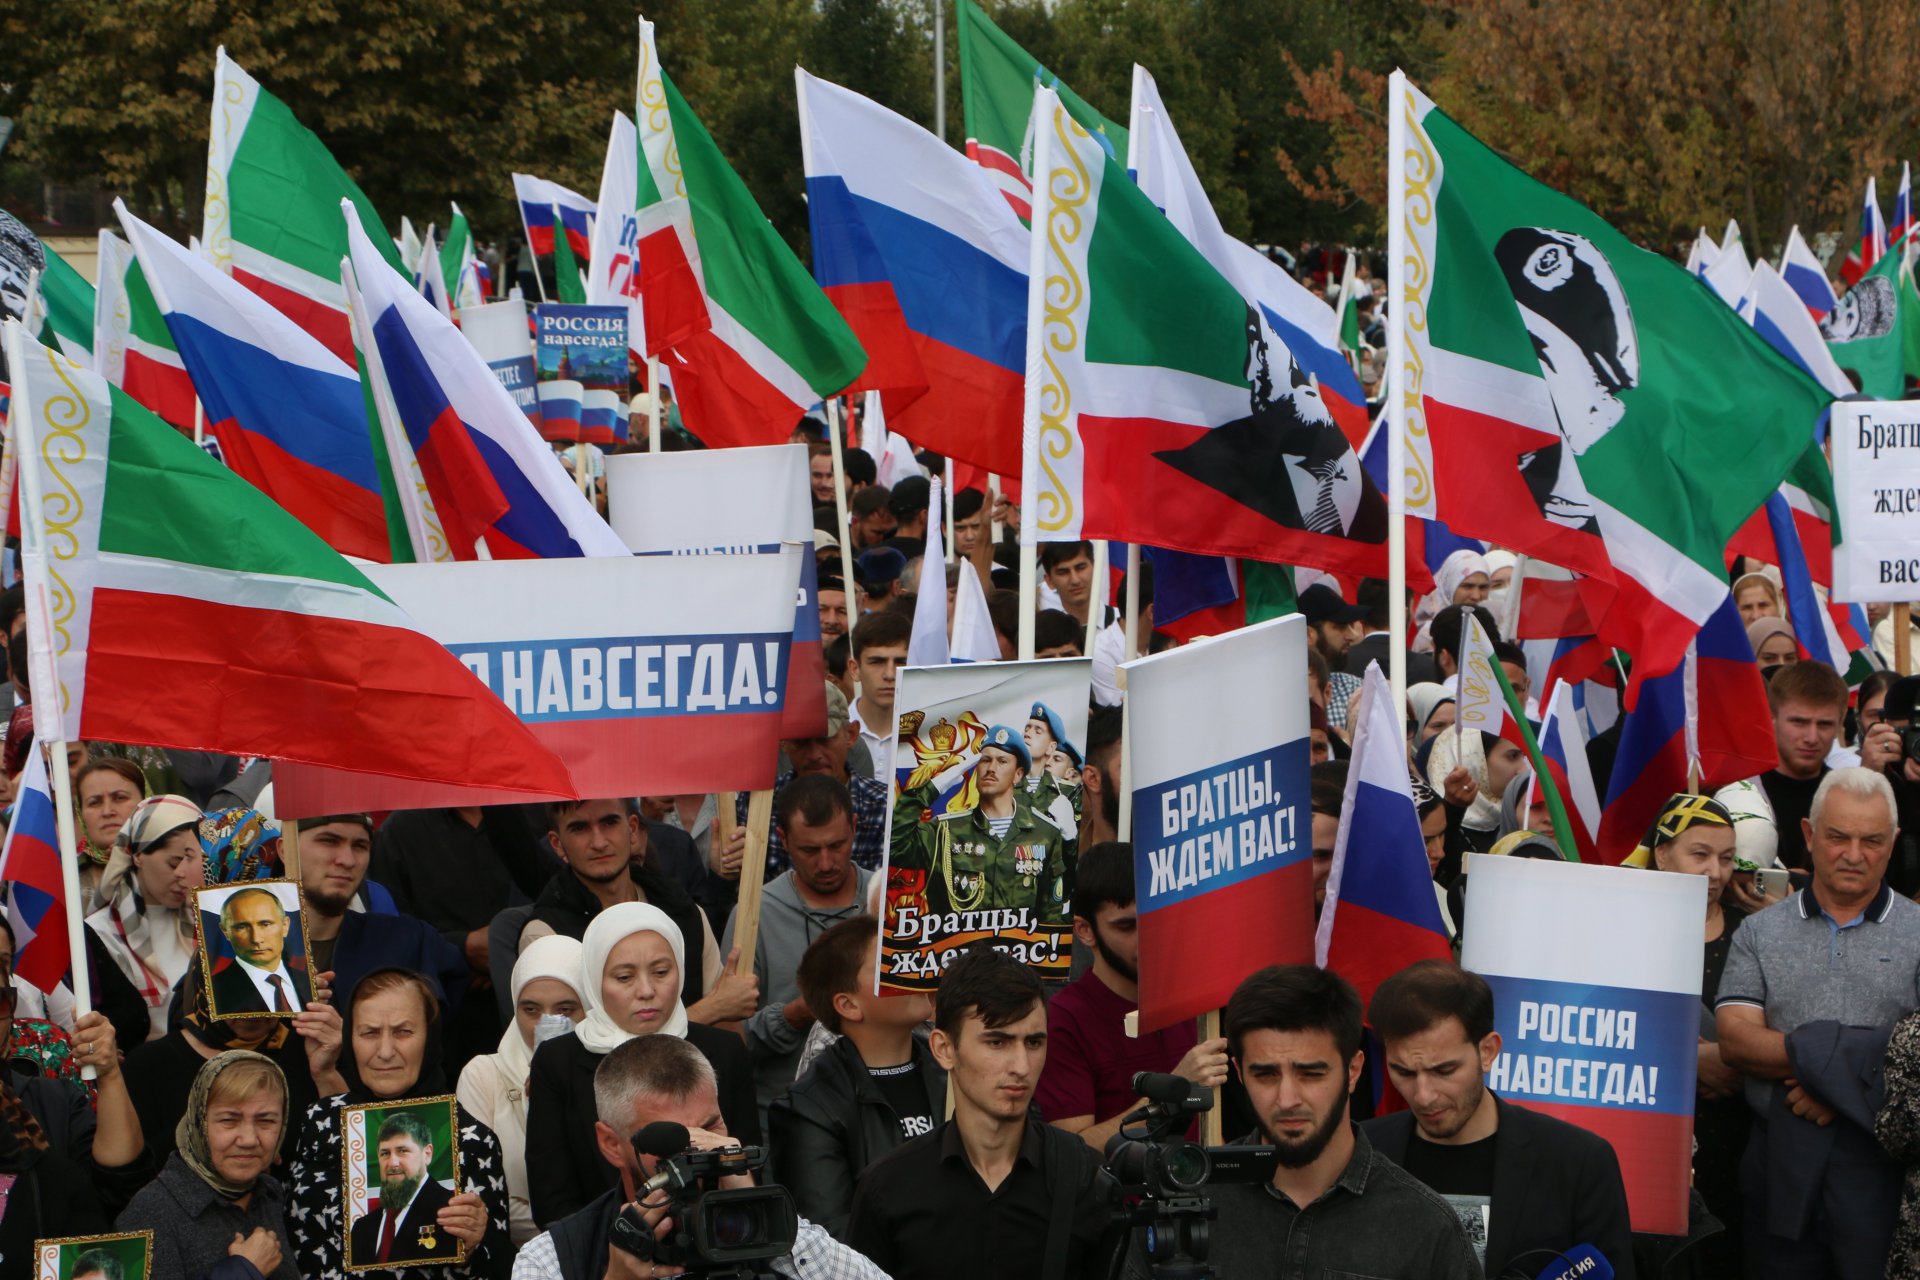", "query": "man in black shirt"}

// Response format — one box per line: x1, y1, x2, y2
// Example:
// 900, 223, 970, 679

769, 916, 944, 1237
1180, 965, 1478, 1280
848, 948, 1121, 1280
1363, 960, 1634, 1279
1758, 661, 1848, 873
